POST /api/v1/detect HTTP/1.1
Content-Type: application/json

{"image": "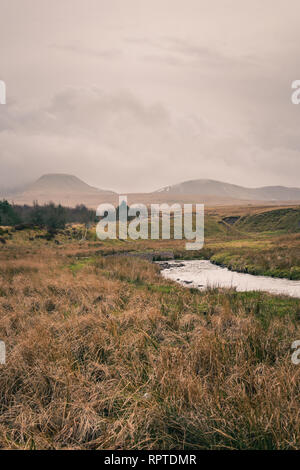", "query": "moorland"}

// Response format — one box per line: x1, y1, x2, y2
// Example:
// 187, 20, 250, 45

0, 202, 299, 449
